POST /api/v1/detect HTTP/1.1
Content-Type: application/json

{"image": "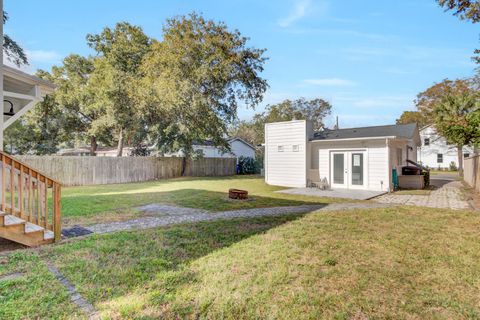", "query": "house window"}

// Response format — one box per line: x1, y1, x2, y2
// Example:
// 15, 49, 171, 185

464, 153, 470, 159
277, 145, 284, 152
292, 145, 300, 152
424, 138, 430, 146
437, 154, 443, 163
396, 148, 403, 166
